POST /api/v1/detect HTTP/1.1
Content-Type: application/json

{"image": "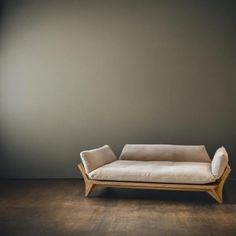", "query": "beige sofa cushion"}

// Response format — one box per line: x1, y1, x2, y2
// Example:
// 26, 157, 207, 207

80, 145, 117, 174
211, 146, 228, 179
119, 144, 211, 162
89, 160, 215, 184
